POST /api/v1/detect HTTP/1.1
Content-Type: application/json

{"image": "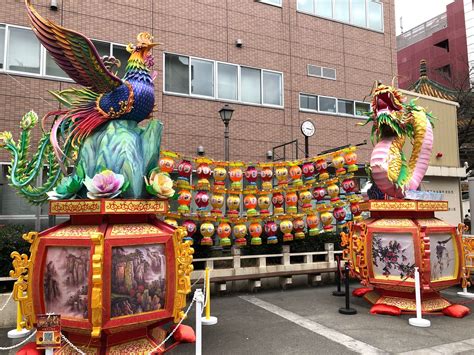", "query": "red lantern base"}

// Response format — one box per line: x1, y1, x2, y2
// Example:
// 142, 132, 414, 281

364, 288, 451, 313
